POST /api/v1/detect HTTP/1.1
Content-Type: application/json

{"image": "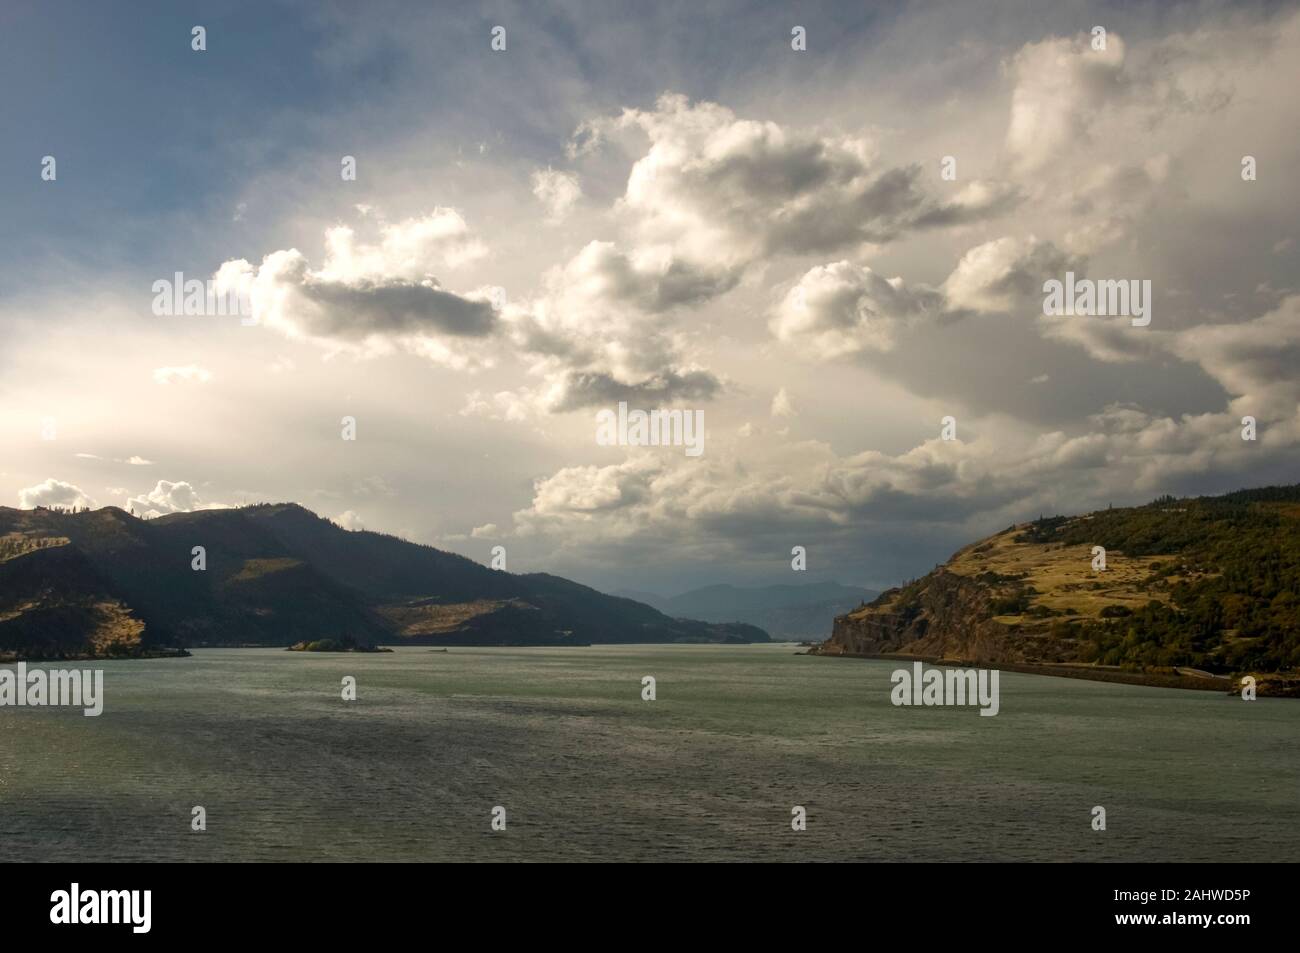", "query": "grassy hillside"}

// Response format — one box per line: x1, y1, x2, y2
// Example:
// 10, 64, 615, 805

815, 485, 1300, 690
1009, 486, 1300, 671
0, 540, 150, 660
